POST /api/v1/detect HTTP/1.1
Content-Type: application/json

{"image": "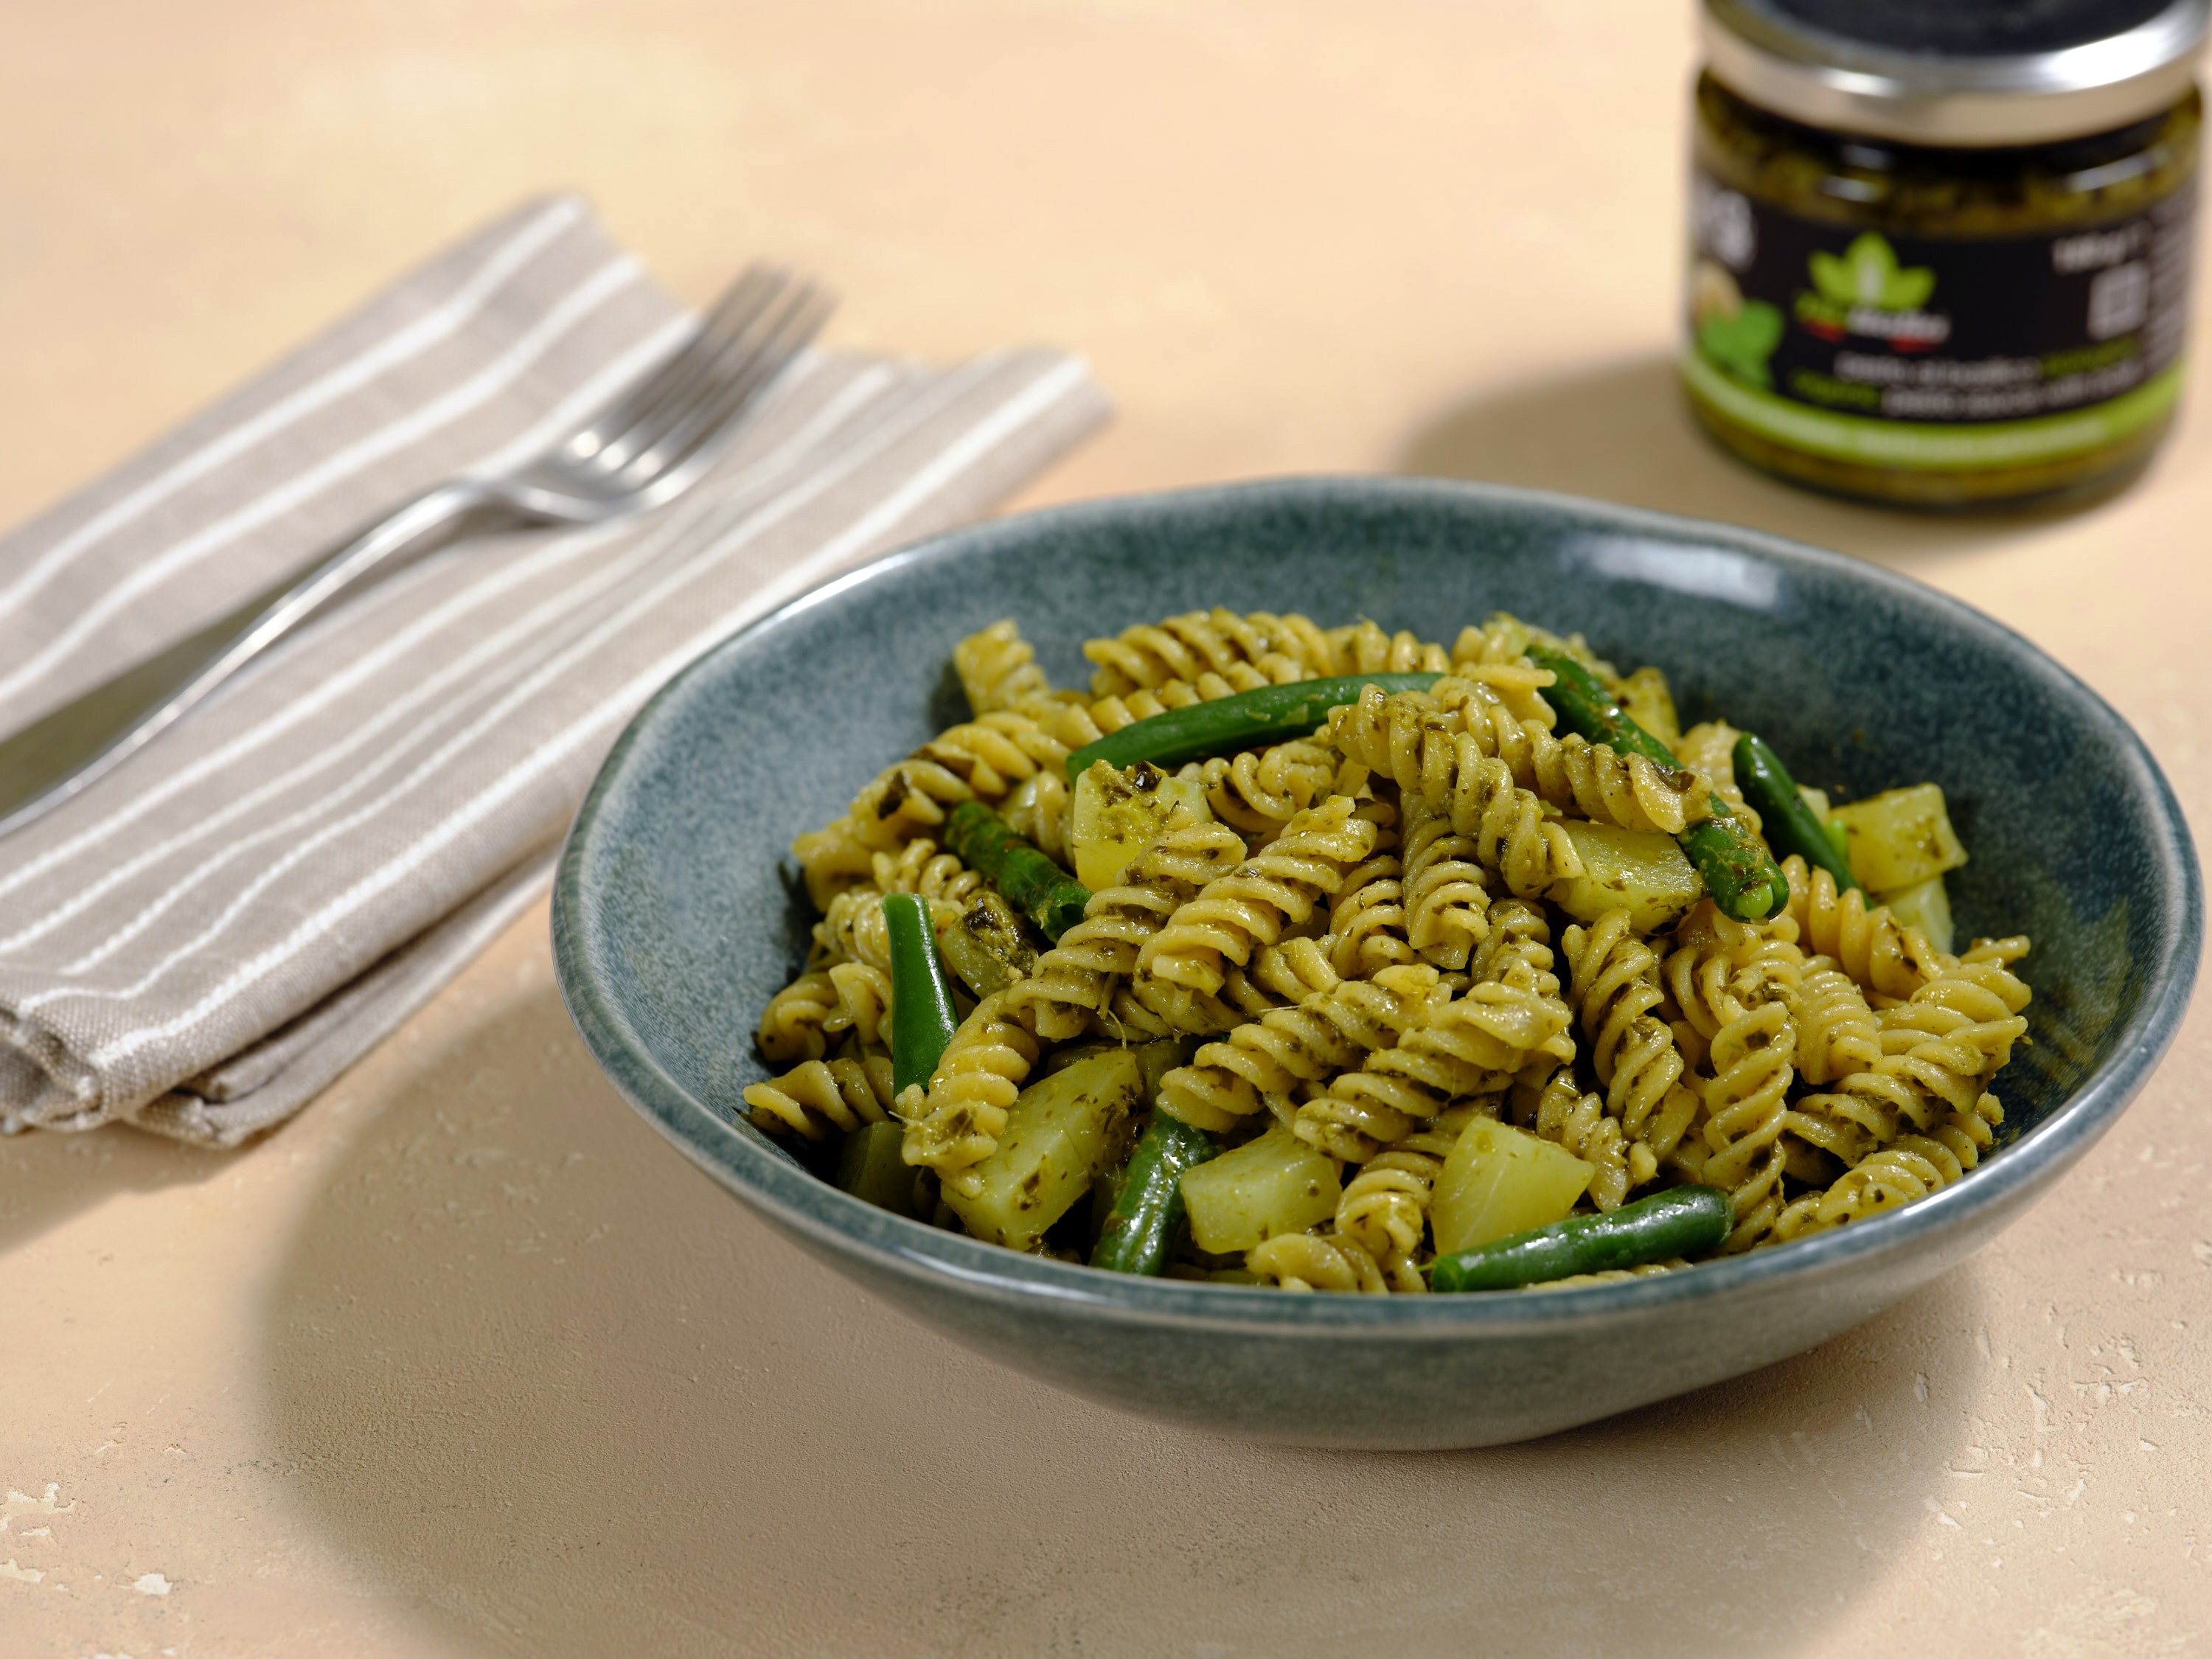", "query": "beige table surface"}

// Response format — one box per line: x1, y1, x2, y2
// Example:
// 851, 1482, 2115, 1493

4, 3, 2208, 1655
